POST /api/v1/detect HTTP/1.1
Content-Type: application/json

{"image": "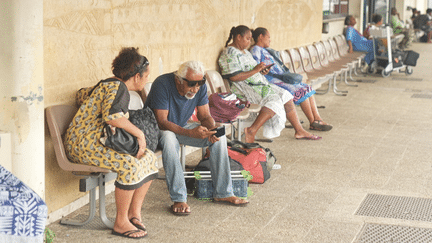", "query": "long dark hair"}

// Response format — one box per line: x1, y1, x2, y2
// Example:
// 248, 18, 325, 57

225, 25, 251, 47
112, 47, 149, 81
252, 27, 268, 43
